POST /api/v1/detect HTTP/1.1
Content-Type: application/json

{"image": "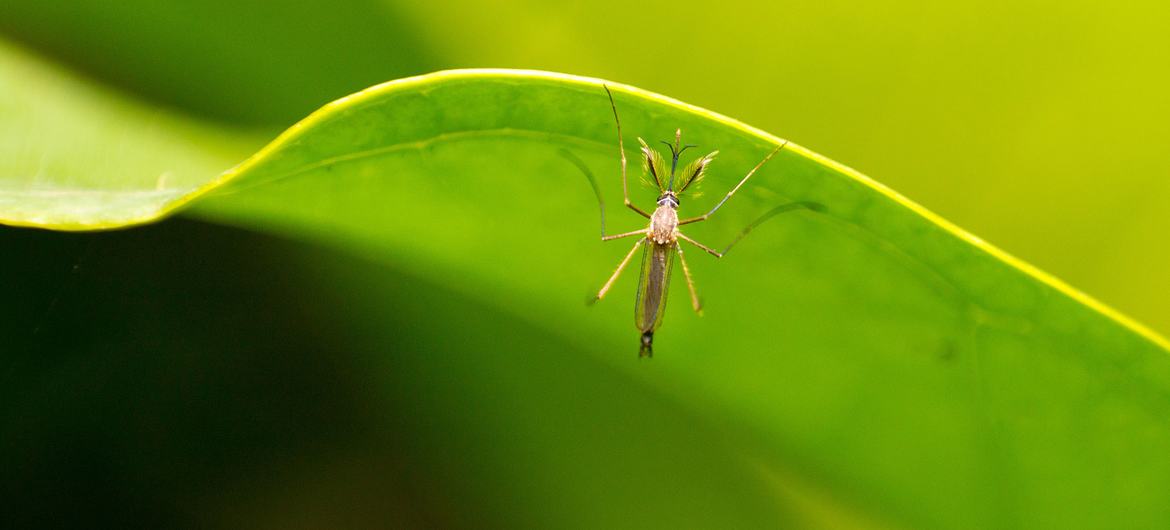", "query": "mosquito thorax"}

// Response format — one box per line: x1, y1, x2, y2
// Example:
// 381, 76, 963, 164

649, 195, 680, 245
